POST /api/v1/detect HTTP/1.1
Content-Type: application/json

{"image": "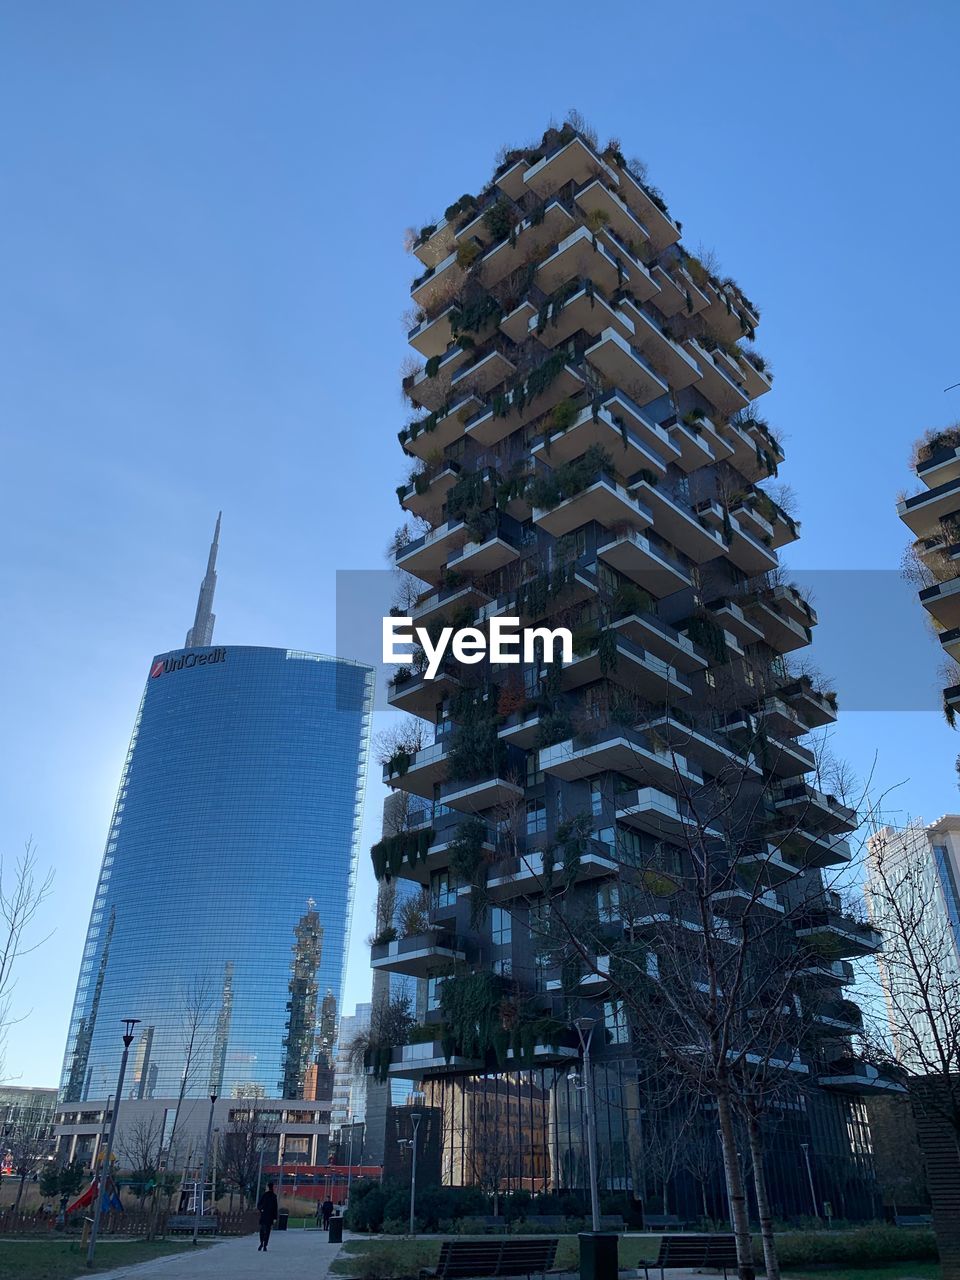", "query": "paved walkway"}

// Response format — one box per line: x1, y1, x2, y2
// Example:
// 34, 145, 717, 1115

97, 1230, 344, 1279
